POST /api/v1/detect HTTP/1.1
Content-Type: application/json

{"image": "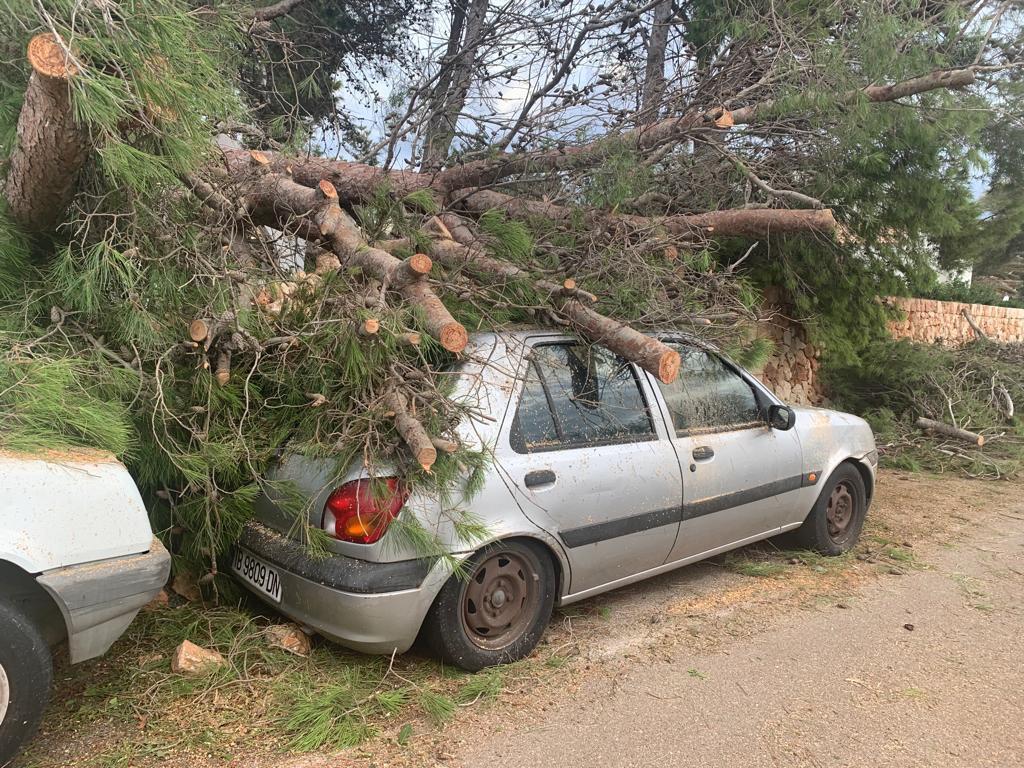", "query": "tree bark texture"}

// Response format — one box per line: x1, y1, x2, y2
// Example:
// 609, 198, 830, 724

2, 34, 90, 233
385, 389, 438, 471
640, 0, 673, 116
420, 0, 490, 170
